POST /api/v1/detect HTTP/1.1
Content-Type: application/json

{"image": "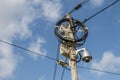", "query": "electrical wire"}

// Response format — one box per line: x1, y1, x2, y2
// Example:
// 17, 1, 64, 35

77, 65, 120, 76
61, 67, 66, 80
53, 62, 58, 80
68, 0, 89, 15
0, 39, 60, 80
61, 58, 67, 80
53, 42, 60, 80
1, 39, 120, 76
0, 39, 56, 61
83, 0, 120, 23
63, 65, 120, 76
